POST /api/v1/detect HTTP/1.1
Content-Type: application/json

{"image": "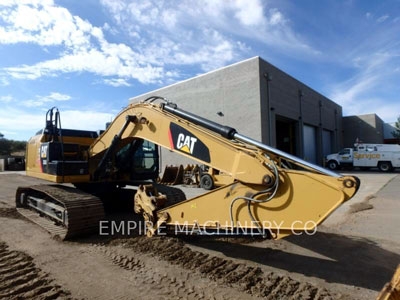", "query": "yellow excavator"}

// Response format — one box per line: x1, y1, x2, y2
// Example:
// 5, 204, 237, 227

16, 96, 360, 239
